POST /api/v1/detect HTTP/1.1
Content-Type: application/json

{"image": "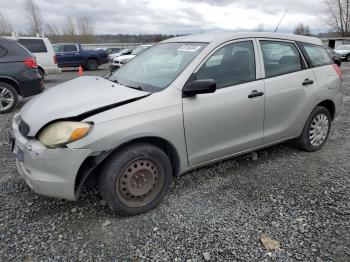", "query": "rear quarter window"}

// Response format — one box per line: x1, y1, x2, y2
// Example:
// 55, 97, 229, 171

18, 39, 48, 53
300, 43, 333, 67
